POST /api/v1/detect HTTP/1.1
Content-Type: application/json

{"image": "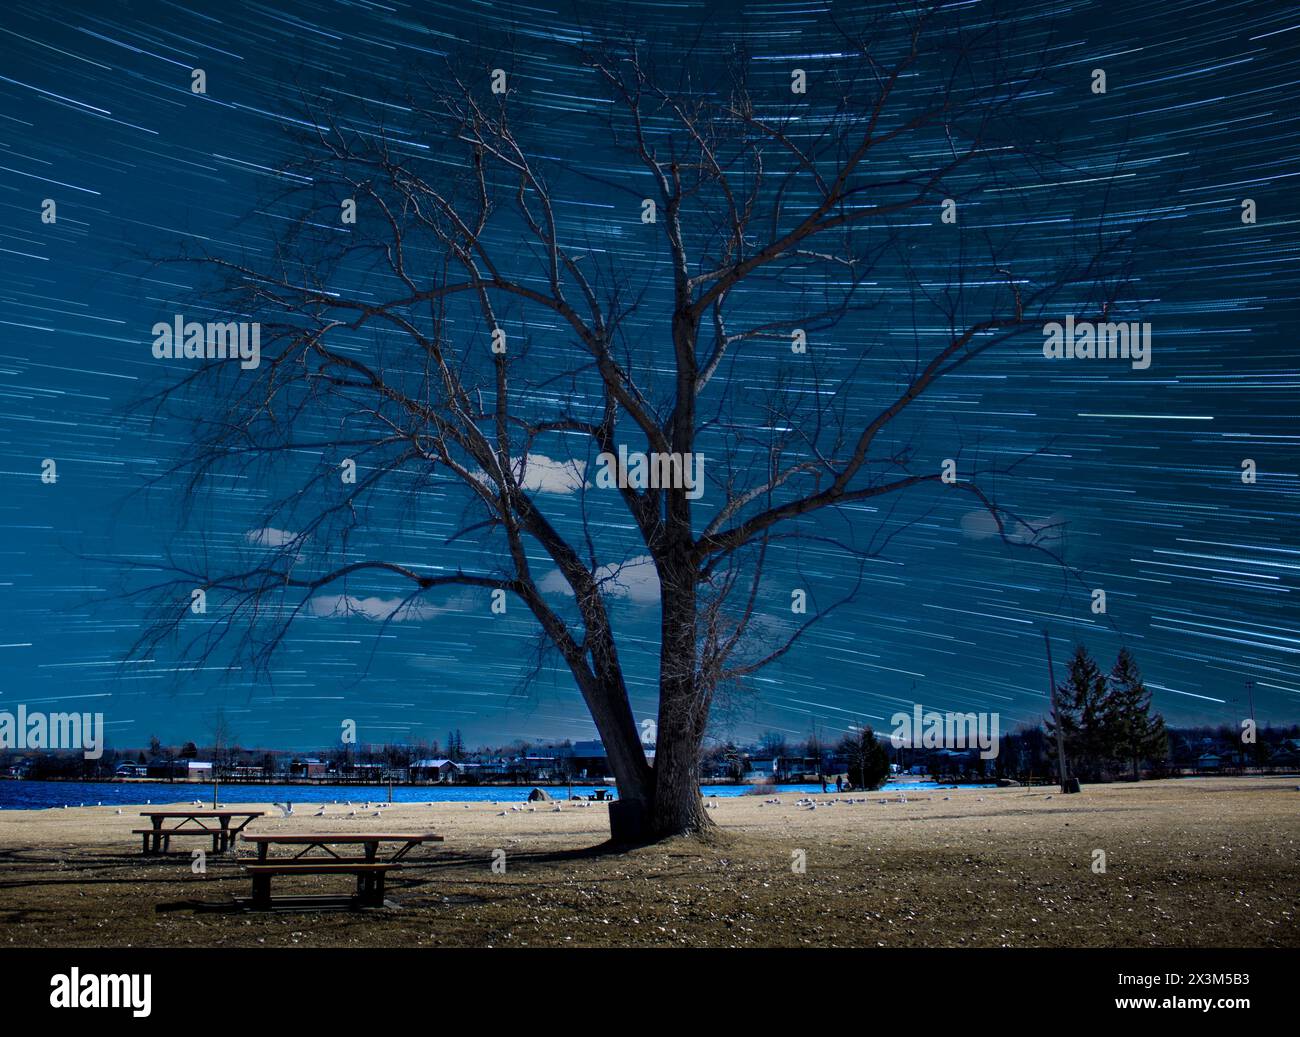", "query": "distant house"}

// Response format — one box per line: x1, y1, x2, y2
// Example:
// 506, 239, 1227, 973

185, 761, 213, 780
410, 759, 461, 782
114, 763, 147, 778
454, 762, 482, 783
568, 740, 607, 777
289, 757, 328, 779
1195, 753, 1223, 772
566, 739, 653, 779
145, 759, 187, 779
743, 758, 778, 781
778, 756, 821, 780
524, 755, 558, 780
